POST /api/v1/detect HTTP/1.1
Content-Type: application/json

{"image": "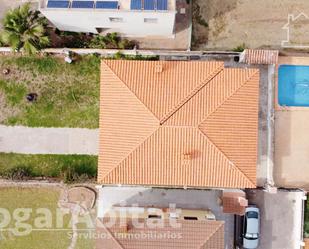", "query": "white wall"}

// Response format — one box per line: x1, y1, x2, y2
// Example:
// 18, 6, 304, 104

40, 9, 176, 37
